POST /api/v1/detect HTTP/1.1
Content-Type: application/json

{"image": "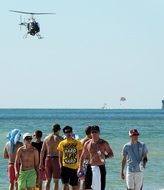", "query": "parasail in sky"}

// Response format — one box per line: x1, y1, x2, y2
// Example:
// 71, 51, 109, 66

120, 97, 126, 101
